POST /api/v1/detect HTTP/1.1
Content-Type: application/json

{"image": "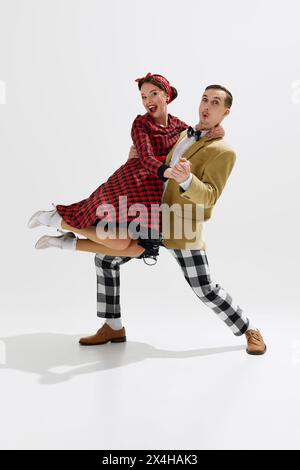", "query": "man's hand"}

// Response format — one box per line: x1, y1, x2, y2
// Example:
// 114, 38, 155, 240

163, 168, 174, 179
206, 124, 225, 139
128, 145, 138, 160
169, 157, 191, 183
